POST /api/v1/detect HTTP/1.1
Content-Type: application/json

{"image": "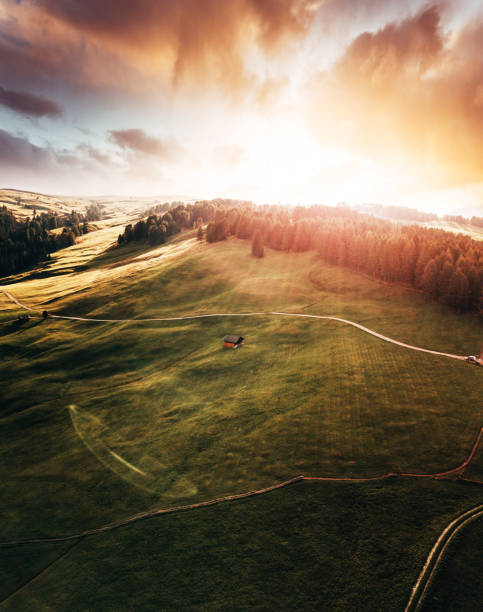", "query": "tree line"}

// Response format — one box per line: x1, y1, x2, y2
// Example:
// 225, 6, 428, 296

117, 199, 252, 246
0, 203, 103, 277
357, 203, 483, 227
443, 214, 483, 228
359, 203, 438, 222
118, 200, 483, 316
